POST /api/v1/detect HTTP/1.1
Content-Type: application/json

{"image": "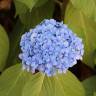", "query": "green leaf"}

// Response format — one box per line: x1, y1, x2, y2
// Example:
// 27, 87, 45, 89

94, 92, 96, 96
0, 25, 9, 71
34, 0, 48, 8
14, 0, 48, 11
0, 64, 32, 96
64, 2, 96, 68
7, 20, 27, 67
0, 64, 85, 96
94, 50, 96, 65
82, 76, 96, 96
23, 71, 85, 96
15, 0, 38, 11
70, 0, 96, 22
14, 0, 29, 16
20, 0, 54, 27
